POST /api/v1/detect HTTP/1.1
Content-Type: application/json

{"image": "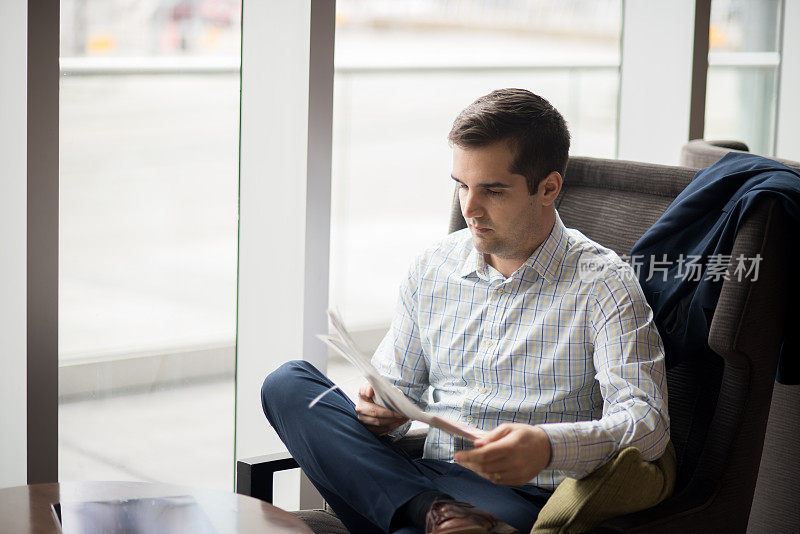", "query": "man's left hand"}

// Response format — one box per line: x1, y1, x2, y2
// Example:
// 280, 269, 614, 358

453, 423, 552, 486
